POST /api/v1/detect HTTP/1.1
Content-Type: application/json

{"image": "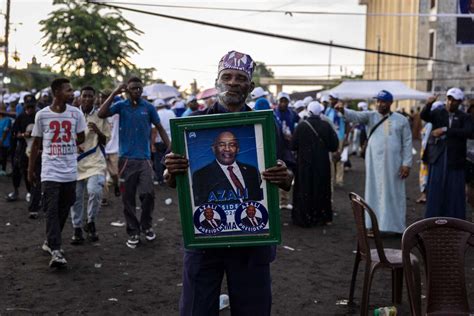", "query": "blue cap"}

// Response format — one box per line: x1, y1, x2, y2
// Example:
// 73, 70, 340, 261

254, 98, 271, 111
374, 90, 393, 102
